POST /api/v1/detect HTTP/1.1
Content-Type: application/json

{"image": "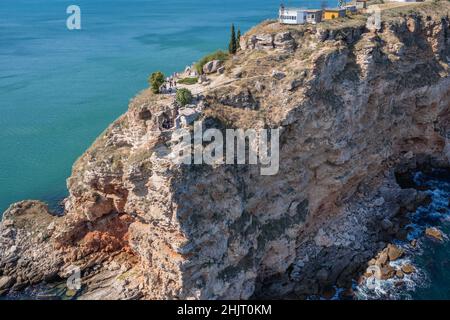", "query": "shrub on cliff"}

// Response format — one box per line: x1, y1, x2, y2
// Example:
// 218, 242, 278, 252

194, 50, 229, 75
148, 71, 165, 94
178, 77, 198, 85
176, 88, 193, 106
